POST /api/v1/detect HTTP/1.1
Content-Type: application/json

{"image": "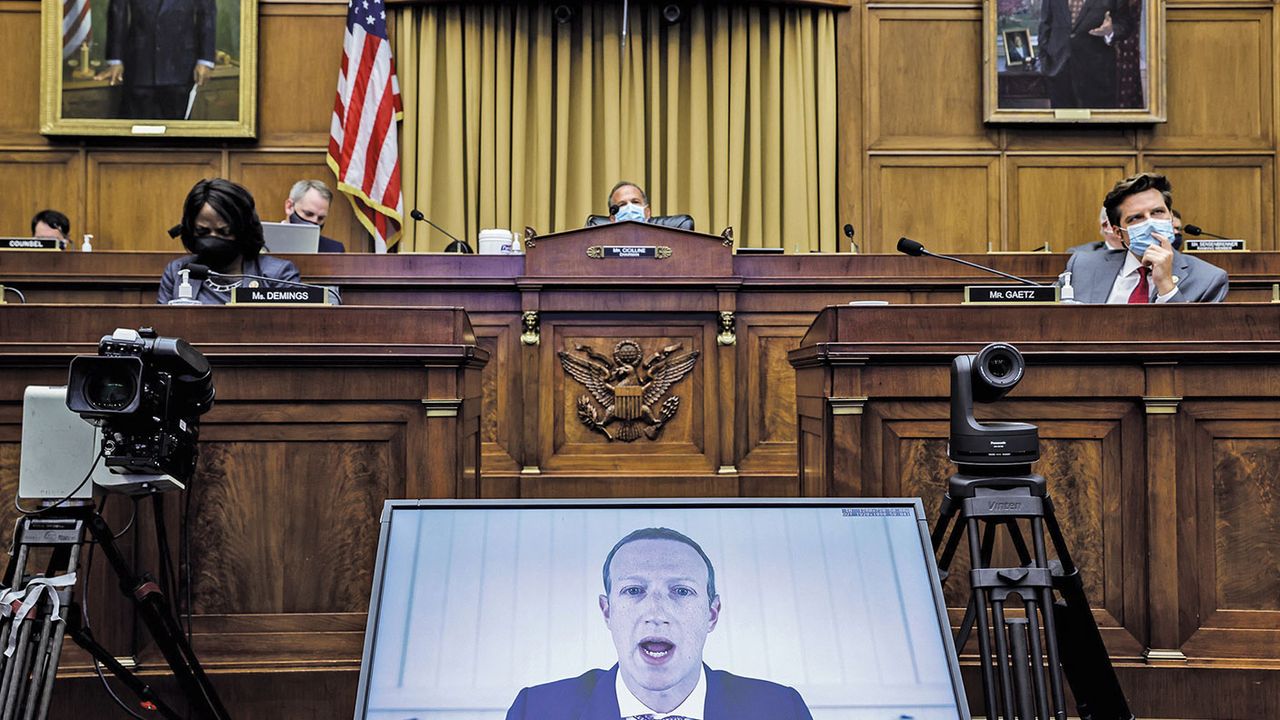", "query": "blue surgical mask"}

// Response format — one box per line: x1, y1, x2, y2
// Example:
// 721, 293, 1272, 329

1124, 217, 1175, 258
614, 203, 647, 223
